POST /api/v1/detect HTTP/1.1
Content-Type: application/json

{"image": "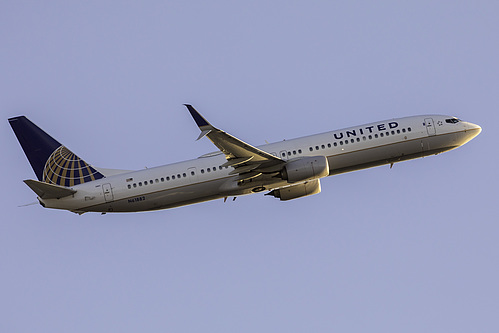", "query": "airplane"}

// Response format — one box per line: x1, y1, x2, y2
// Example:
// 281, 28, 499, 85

9, 105, 481, 214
